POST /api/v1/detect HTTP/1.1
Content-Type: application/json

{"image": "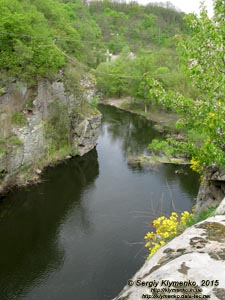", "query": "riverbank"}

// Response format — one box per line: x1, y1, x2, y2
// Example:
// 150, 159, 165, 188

100, 97, 179, 132
100, 98, 189, 167
128, 154, 190, 171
